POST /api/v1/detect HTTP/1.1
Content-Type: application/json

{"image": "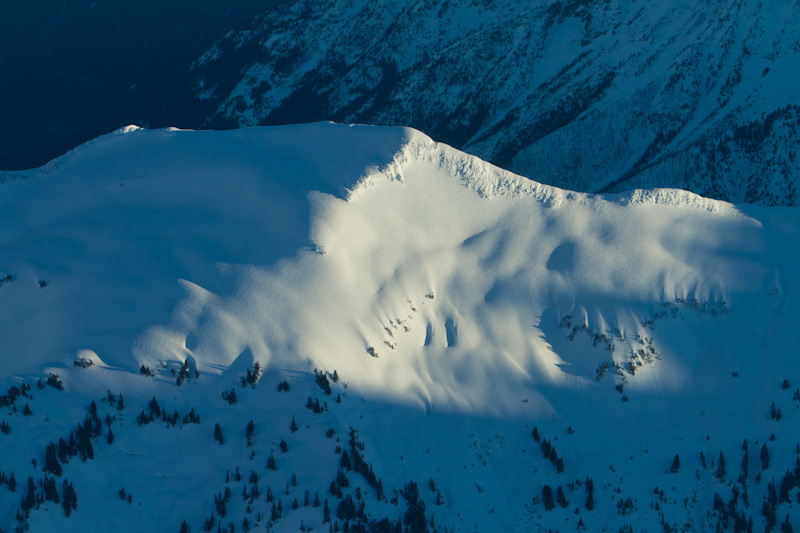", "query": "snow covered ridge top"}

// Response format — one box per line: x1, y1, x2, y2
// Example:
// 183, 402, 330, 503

338, 125, 735, 213
114, 125, 144, 135
0, 122, 739, 221
86, 124, 741, 213
347, 127, 565, 207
